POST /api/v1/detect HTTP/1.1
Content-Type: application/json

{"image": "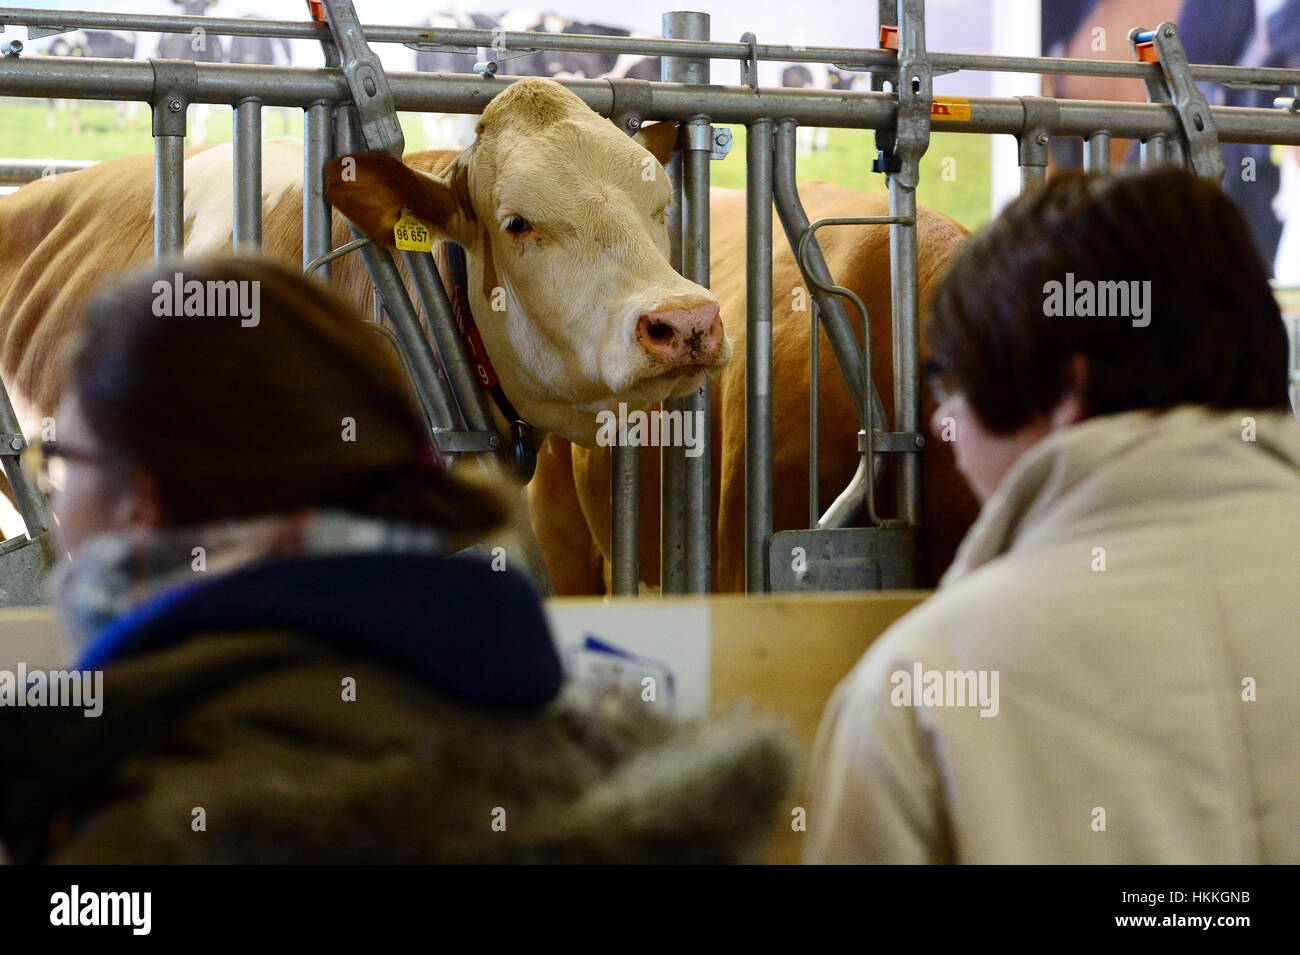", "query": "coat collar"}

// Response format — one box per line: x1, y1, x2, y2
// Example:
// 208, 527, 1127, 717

942, 406, 1300, 586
